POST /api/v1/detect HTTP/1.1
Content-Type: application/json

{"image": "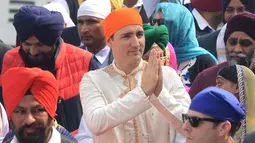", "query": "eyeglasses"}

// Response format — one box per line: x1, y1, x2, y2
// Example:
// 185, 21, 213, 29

182, 114, 223, 128
150, 18, 165, 26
